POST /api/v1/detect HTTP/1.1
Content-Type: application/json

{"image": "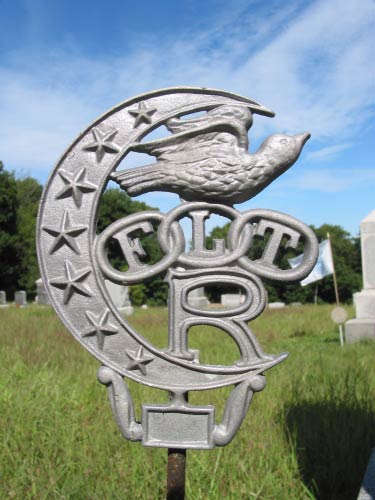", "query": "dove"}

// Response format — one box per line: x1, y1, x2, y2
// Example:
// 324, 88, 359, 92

112, 105, 310, 205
